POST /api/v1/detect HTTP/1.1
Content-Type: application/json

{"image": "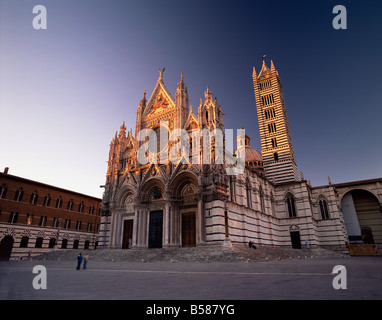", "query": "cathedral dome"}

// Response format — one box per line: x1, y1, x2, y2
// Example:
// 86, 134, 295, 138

245, 146, 263, 163
243, 134, 262, 162
239, 134, 264, 175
